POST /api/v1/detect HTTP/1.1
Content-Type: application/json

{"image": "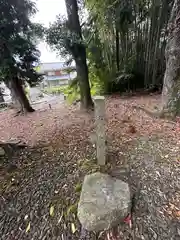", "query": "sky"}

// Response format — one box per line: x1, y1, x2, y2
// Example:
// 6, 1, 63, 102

33, 0, 66, 63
